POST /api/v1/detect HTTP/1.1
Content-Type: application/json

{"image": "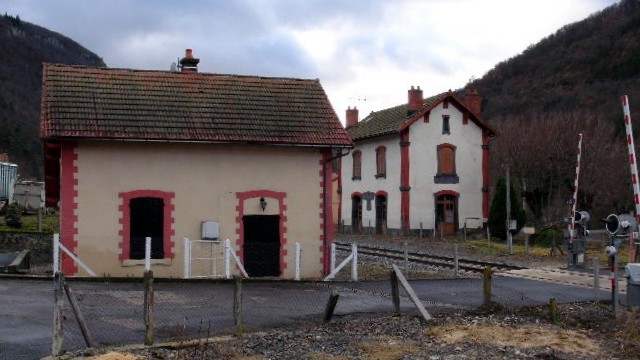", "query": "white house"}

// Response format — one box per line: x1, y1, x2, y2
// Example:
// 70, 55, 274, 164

340, 87, 497, 236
